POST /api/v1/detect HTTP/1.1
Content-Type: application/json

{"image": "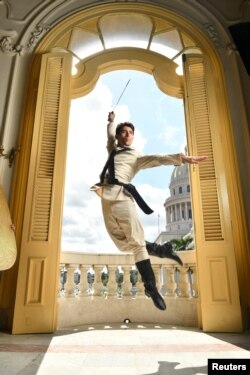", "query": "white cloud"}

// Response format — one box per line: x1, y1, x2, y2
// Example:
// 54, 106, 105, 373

136, 183, 170, 241
62, 201, 119, 253
62, 82, 118, 252
158, 123, 186, 153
